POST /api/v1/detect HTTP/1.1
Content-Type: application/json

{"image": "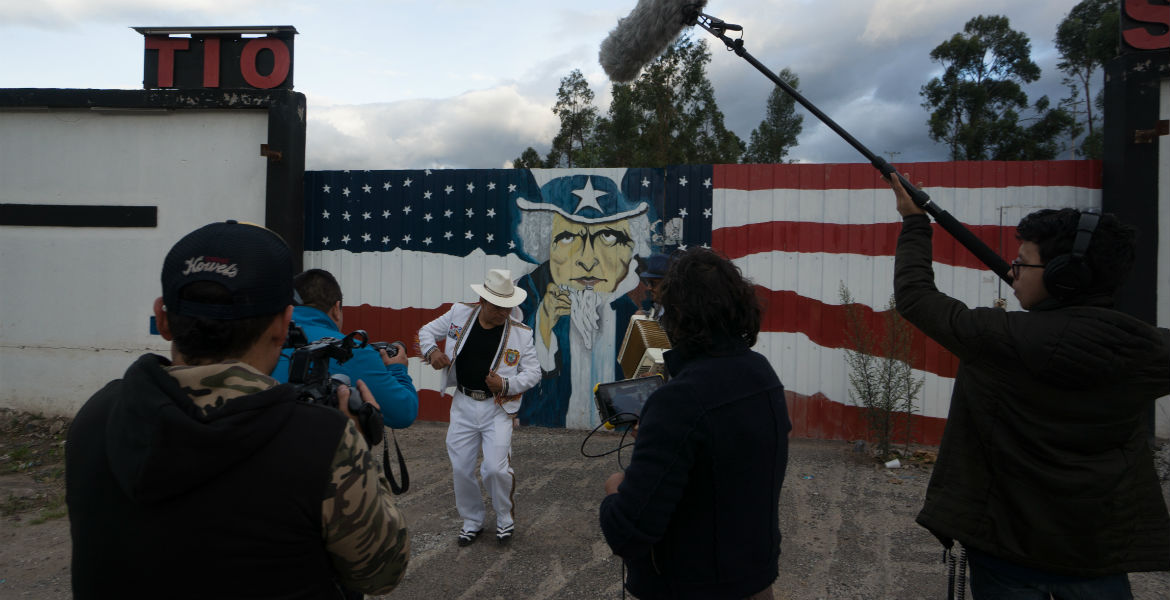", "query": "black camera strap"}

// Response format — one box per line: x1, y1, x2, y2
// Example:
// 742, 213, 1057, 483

381, 428, 409, 495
